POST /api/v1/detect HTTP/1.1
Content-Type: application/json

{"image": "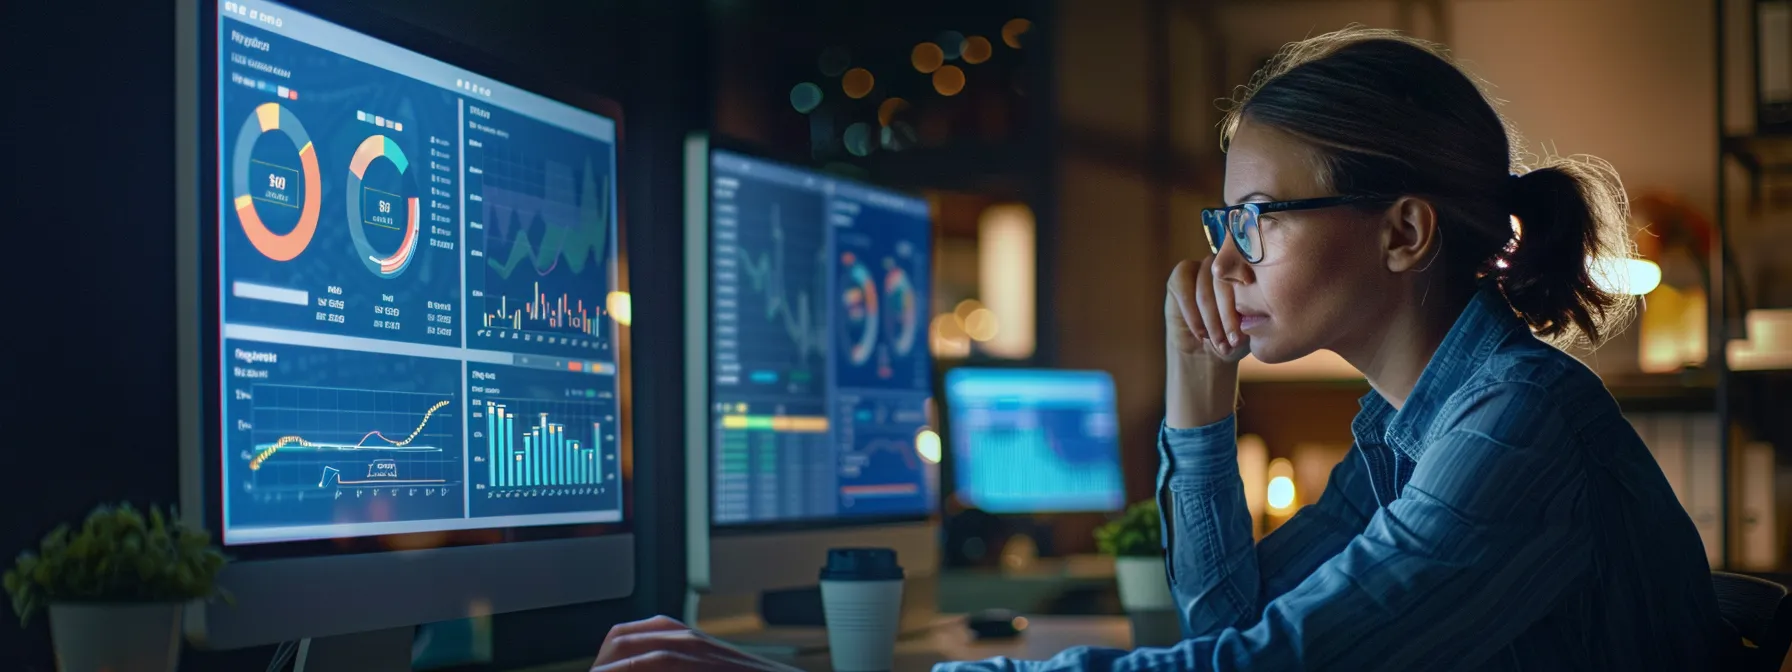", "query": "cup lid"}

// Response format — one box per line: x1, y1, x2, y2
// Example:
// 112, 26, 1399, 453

819, 547, 904, 581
